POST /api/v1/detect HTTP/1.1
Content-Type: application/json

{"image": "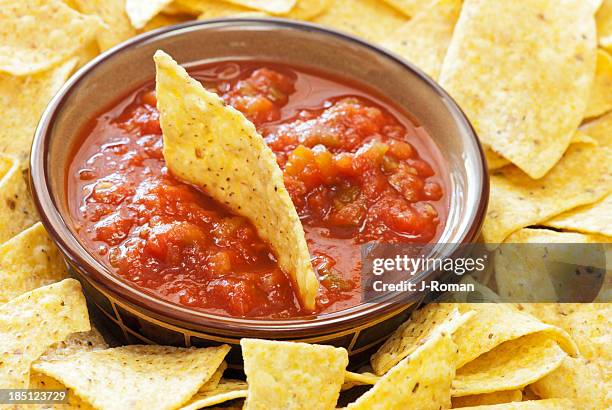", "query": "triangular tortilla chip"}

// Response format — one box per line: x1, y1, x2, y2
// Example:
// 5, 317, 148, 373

180, 379, 248, 410
241, 339, 348, 410
371, 304, 474, 375
453, 333, 567, 397
33, 344, 230, 410
0, 279, 90, 388
383, 0, 461, 80
313, 0, 406, 44
452, 304, 577, 368
0, 155, 39, 243
0, 0, 102, 75
545, 193, 612, 237
482, 112, 612, 244
154, 50, 318, 309
125, 0, 173, 29
597, 0, 612, 51
0, 58, 78, 164
0, 222, 68, 304
73, 0, 136, 51
347, 325, 456, 409
342, 371, 380, 390
440, 0, 597, 178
